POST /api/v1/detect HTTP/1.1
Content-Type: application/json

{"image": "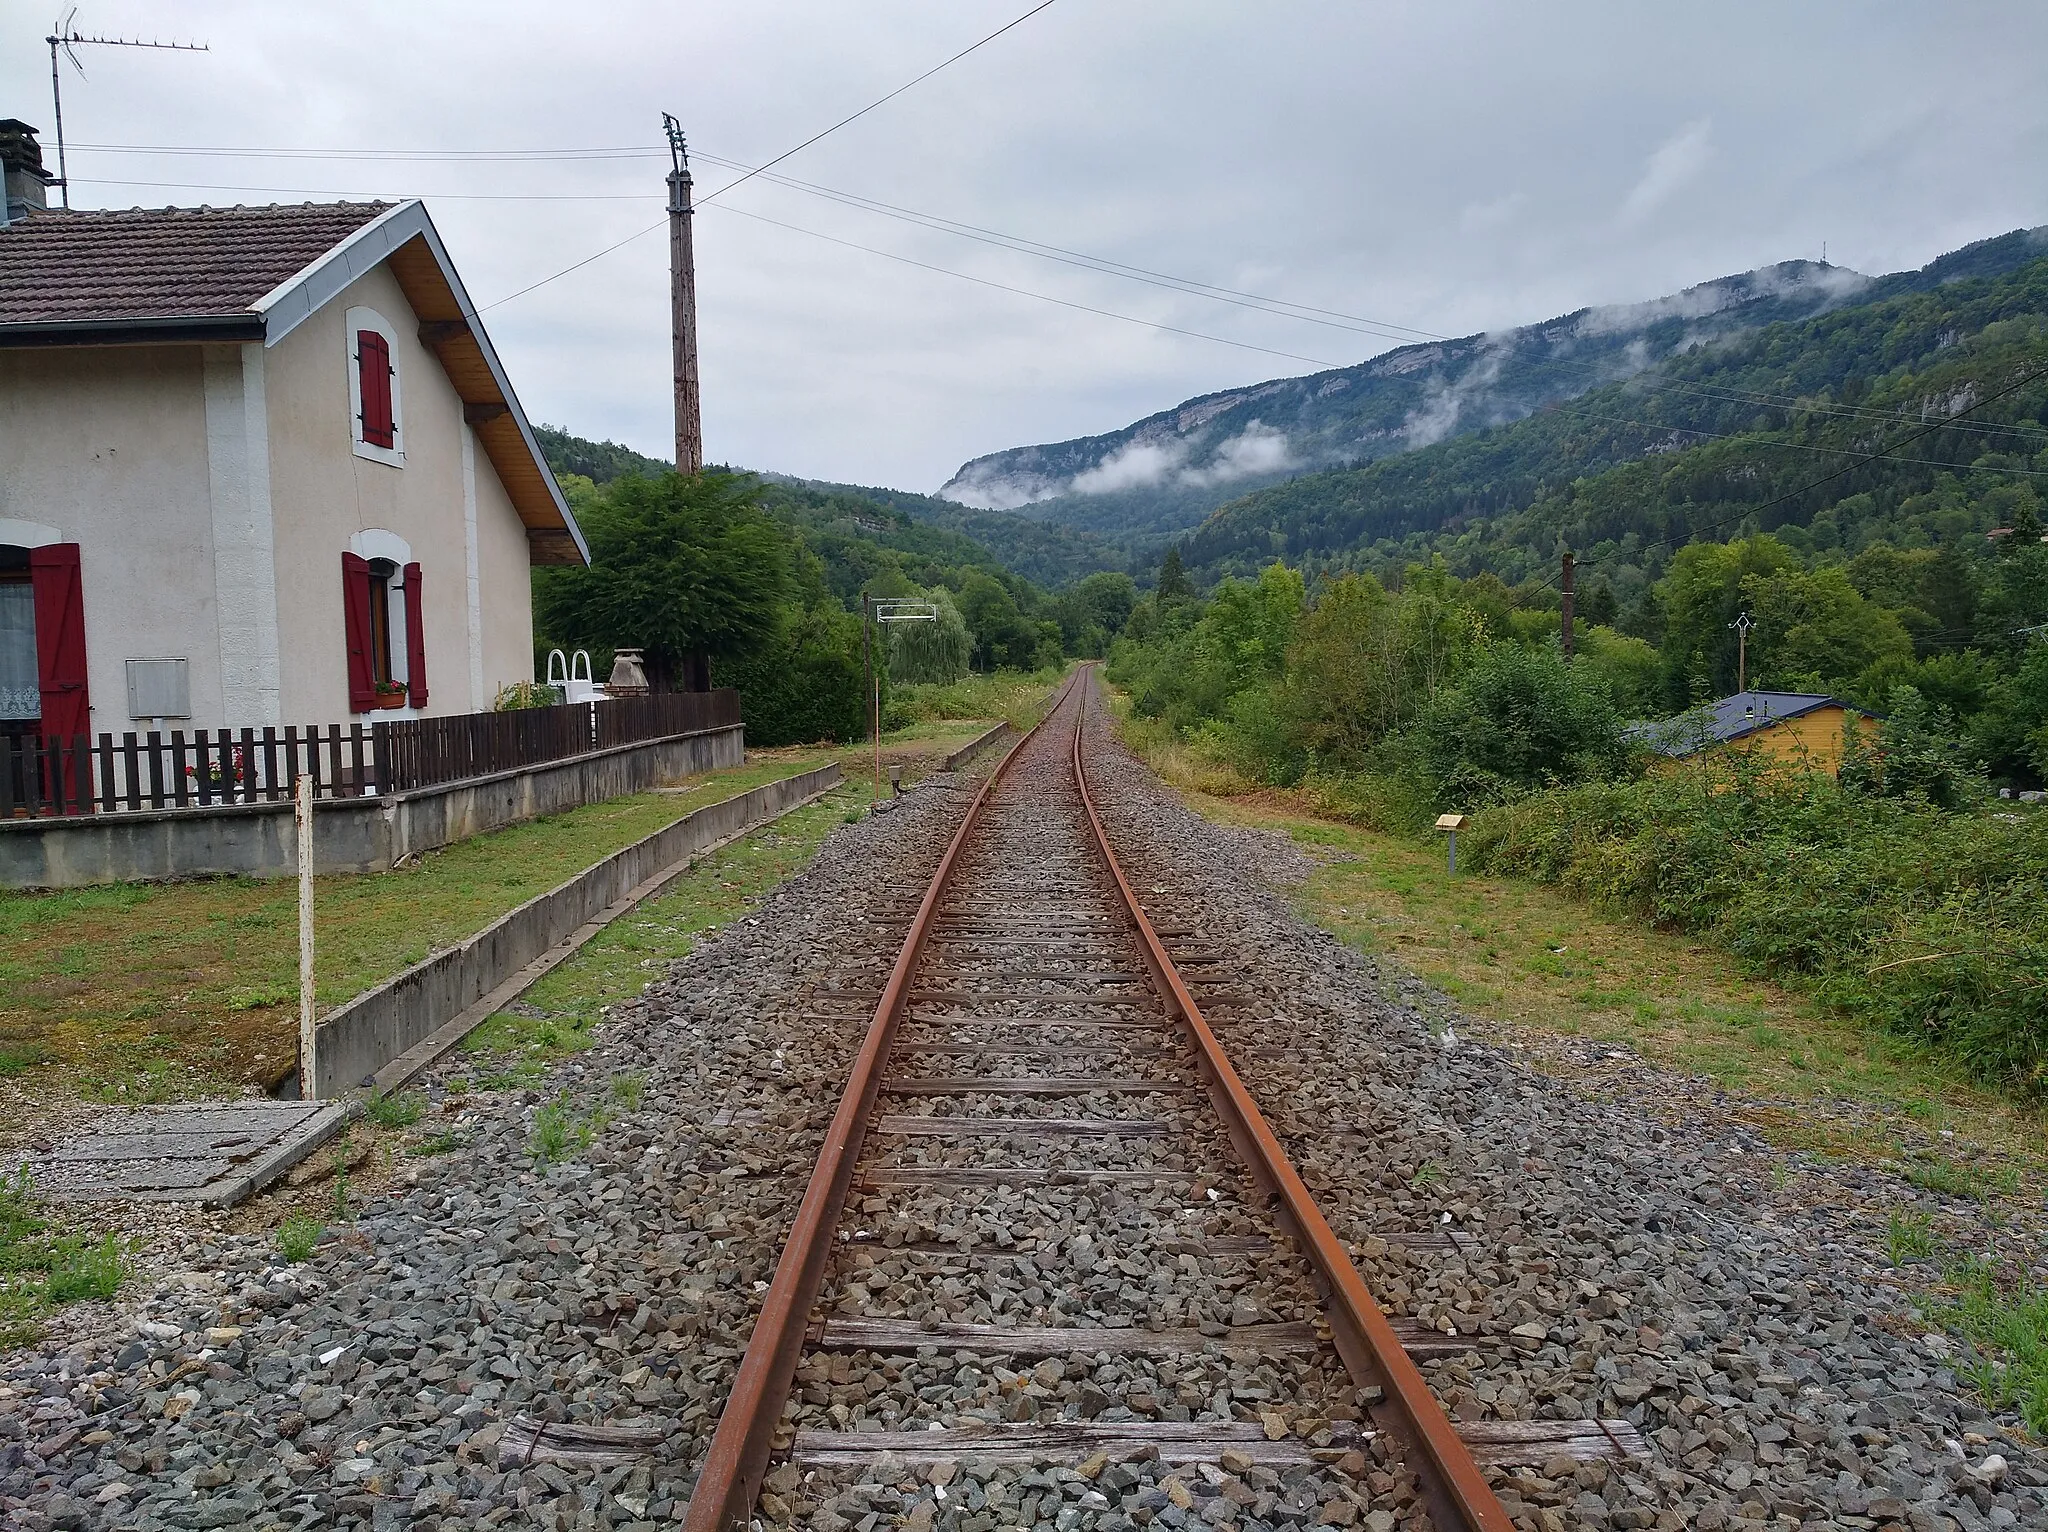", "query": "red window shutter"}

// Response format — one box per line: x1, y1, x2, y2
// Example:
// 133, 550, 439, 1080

402, 561, 428, 708
29, 543, 90, 740
342, 553, 377, 711
357, 329, 394, 448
